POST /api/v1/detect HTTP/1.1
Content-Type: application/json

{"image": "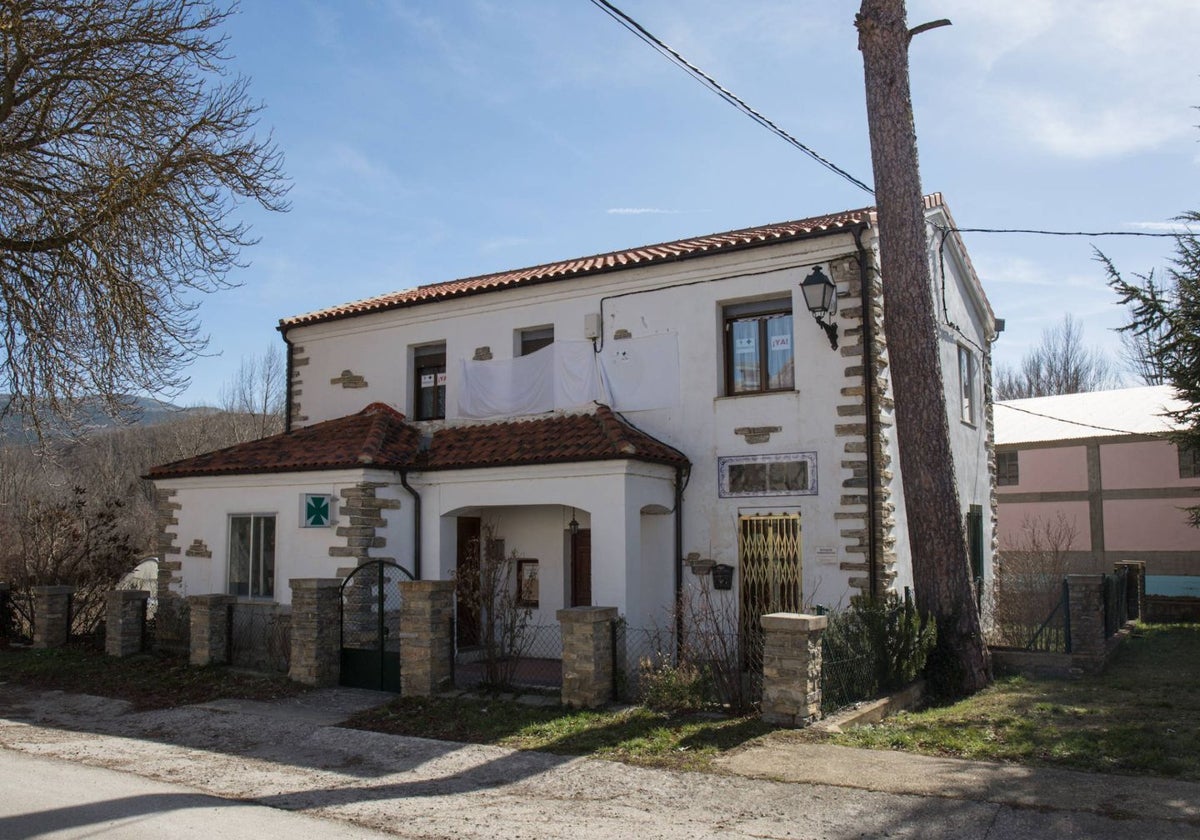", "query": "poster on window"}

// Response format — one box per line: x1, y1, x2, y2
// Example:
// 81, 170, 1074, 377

421, 373, 435, 388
